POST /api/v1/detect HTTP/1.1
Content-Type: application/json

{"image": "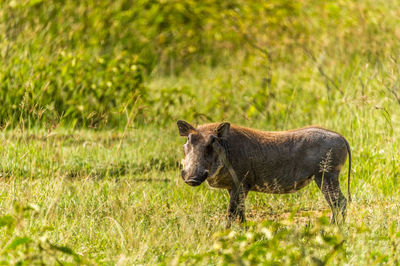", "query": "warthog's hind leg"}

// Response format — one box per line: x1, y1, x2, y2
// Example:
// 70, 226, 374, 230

314, 171, 347, 224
